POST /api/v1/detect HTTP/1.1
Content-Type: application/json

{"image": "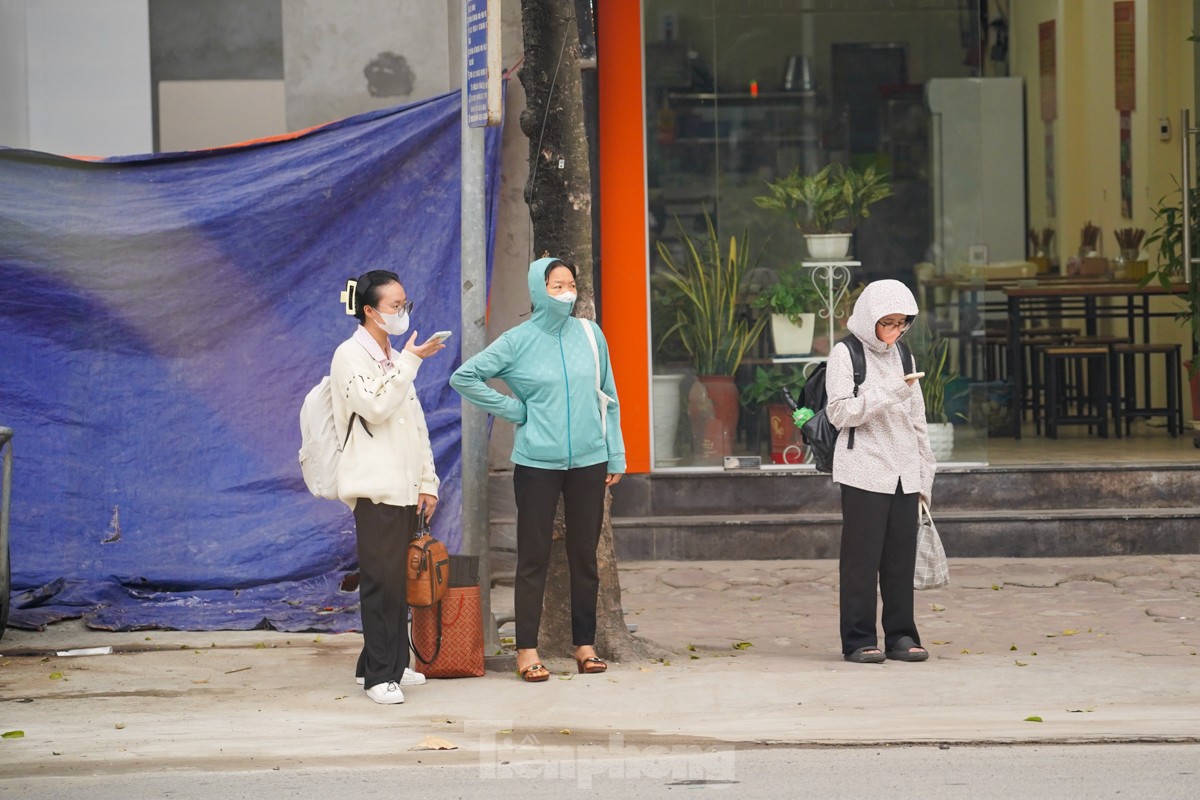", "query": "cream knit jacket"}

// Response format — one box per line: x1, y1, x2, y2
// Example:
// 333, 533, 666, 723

329, 334, 439, 511
825, 280, 936, 504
